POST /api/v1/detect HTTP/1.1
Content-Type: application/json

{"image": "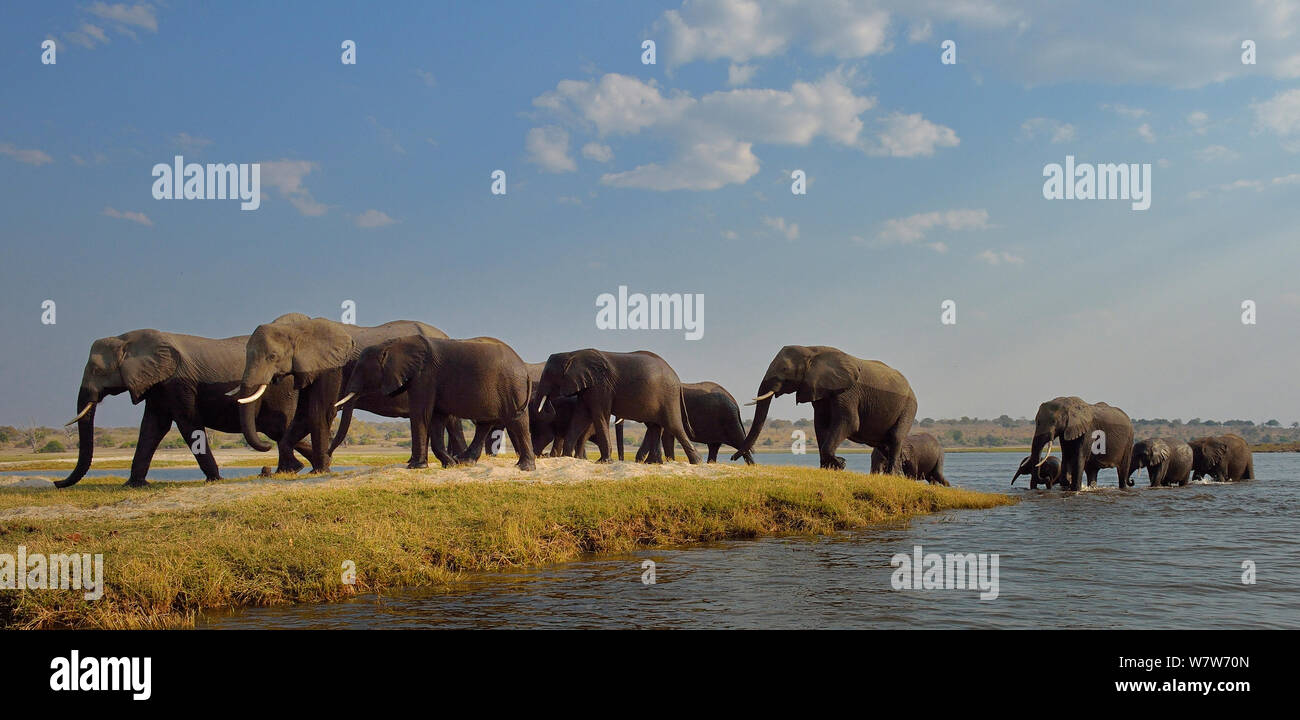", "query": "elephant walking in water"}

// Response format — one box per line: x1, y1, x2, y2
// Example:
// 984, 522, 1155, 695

232, 314, 467, 474
1012, 454, 1062, 489
535, 349, 700, 464
638, 381, 757, 464
59, 329, 309, 488
1129, 438, 1194, 487
1025, 397, 1134, 490
732, 345, 917, 471
1189, 434, 1254, 482
871, 432, 946, 485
